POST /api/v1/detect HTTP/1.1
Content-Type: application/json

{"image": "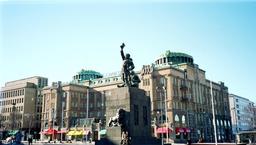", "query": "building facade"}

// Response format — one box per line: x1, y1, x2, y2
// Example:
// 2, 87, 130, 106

79, 50, 232, 142
229, 94, 255, 134
41, 81, 105, 140
1, 51, 232, 143
0, 76, 48, 138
